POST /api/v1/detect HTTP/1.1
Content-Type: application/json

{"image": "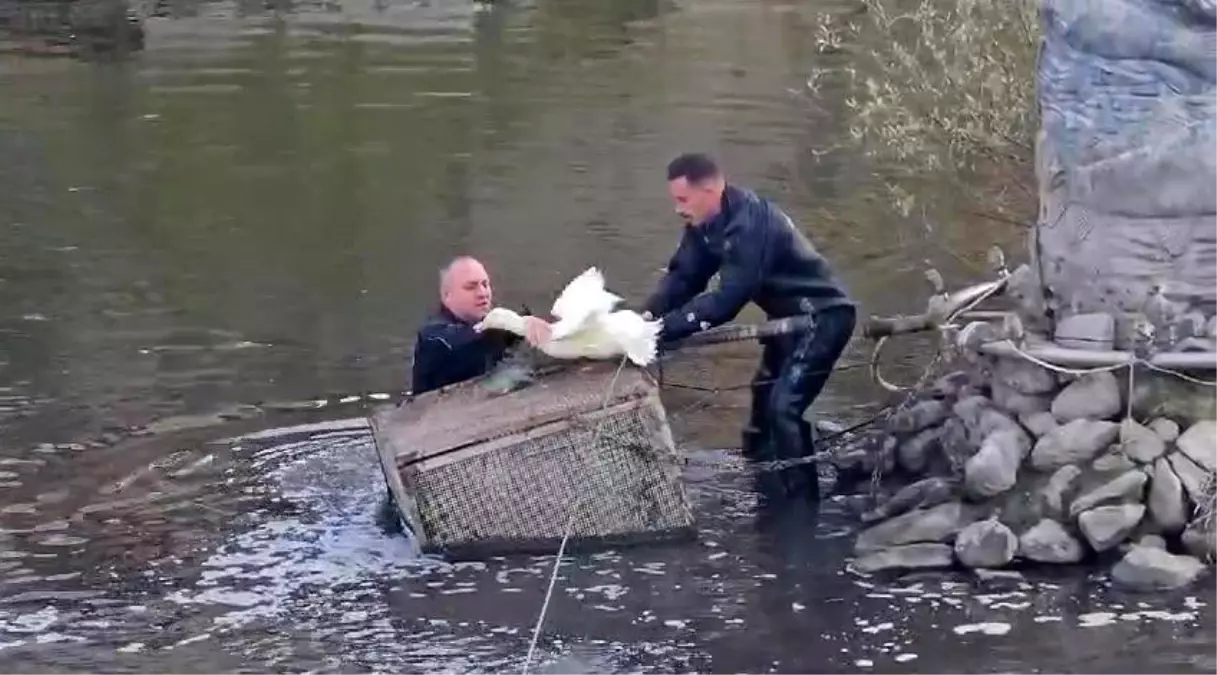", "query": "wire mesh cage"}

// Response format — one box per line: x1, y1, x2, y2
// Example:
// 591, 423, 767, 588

370, 359, 697, 560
